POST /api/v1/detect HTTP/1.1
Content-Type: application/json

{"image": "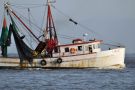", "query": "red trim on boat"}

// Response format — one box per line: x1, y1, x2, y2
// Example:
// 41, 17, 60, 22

57, 40, 102, 47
